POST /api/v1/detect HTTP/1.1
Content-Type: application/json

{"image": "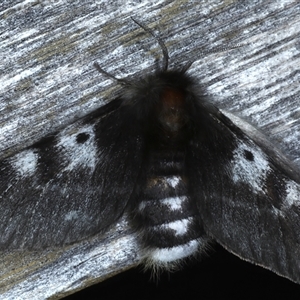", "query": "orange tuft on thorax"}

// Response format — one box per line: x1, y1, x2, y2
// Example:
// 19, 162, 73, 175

158, 87, 187, 133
